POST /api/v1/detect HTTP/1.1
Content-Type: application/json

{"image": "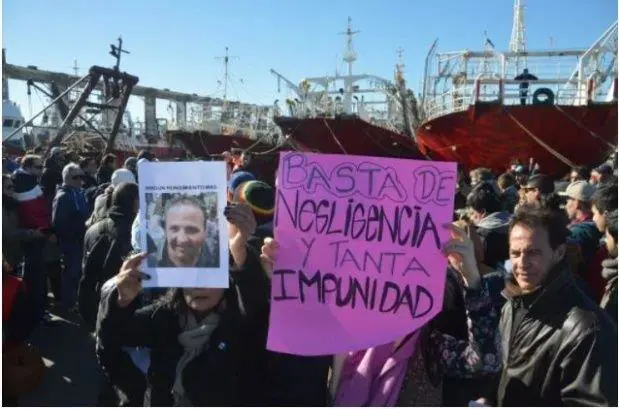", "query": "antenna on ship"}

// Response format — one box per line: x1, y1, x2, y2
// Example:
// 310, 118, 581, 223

340, 17, 360, 77
215, 47, 238, 102
509, 0, 527, 73
72, 59, 80, 76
